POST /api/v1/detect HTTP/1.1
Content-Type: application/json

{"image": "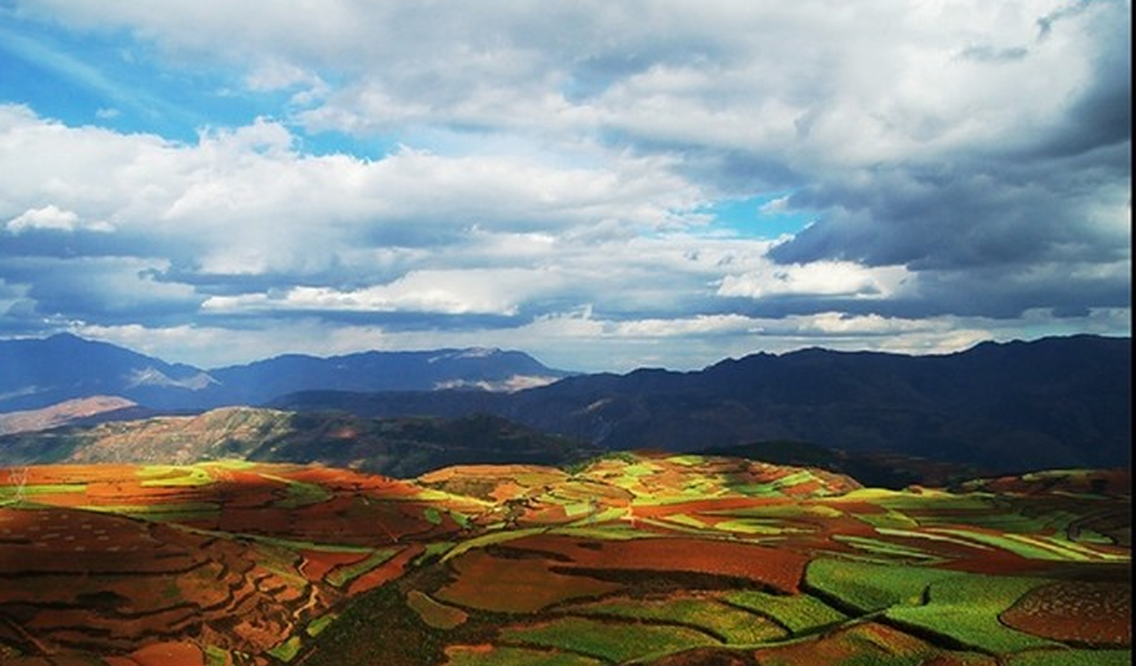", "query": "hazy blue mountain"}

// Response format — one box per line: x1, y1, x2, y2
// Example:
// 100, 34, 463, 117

206, 347, 569, 406
0, 334, 571, 412
0, 333, 214, 412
